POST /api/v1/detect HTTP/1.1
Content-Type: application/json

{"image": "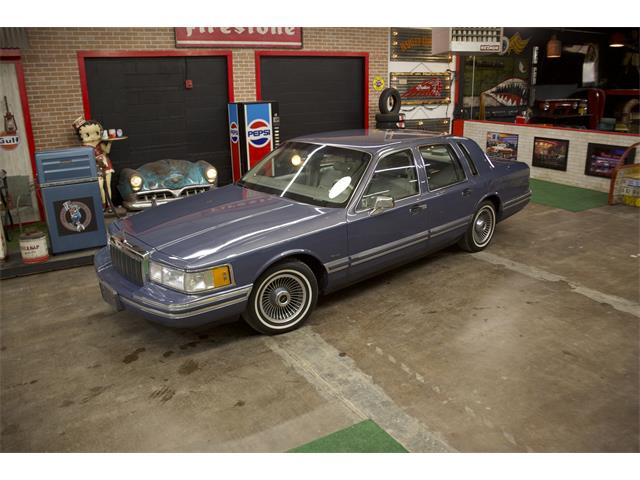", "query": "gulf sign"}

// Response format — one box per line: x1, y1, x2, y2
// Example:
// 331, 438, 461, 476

0, 133, 19, 151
